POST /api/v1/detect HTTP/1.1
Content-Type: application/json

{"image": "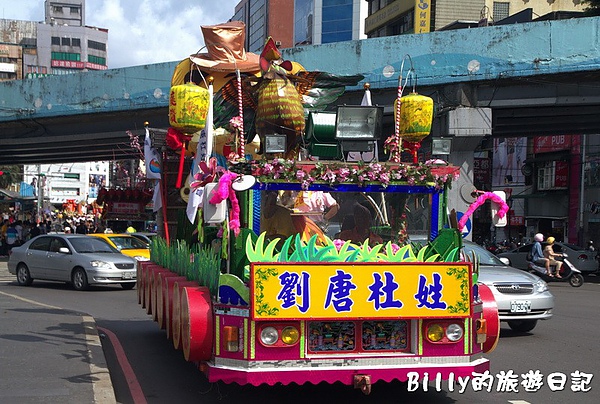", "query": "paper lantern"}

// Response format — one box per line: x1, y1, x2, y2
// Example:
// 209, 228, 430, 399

169, 83, 210, 133
394, 92, 434, 143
